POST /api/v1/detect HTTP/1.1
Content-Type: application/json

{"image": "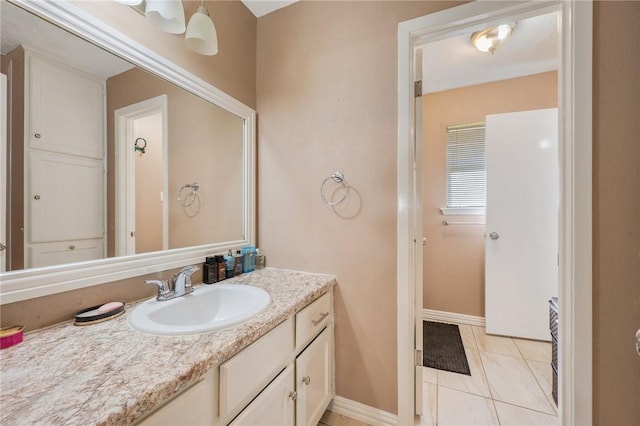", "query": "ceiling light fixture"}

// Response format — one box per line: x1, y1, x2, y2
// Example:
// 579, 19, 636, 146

185, 0, 218, 56
116, 0, 218, 56
471, 23, 515, 54
145, 0, 186, 34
